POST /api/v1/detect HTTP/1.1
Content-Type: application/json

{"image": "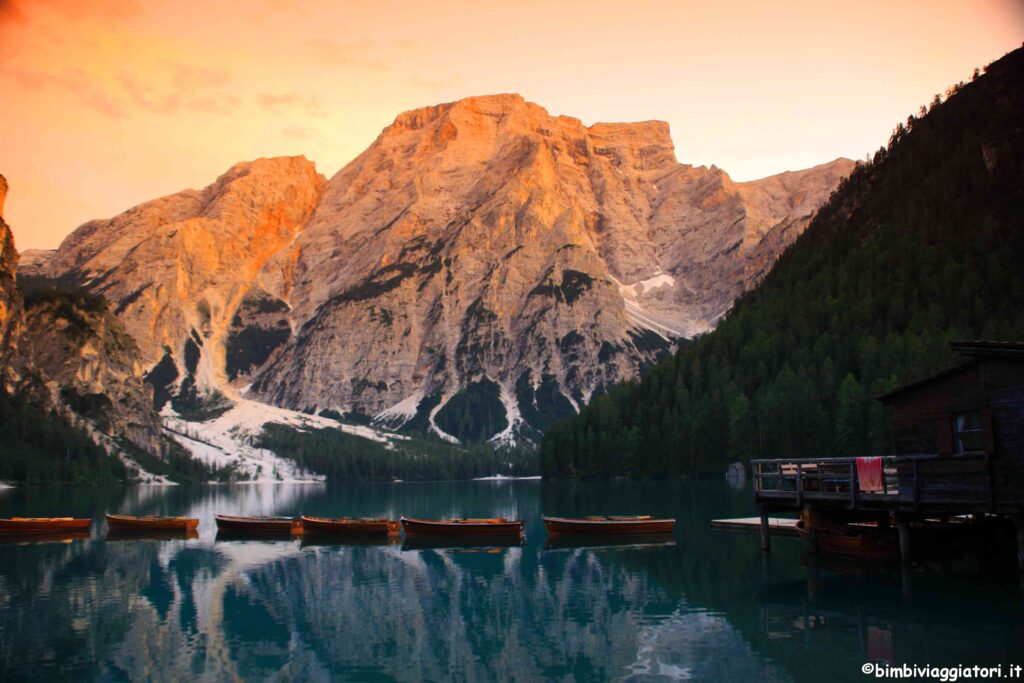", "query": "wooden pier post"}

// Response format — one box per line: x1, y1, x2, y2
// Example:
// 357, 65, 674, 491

897, 519, 911, 562
803, 505, 818, 555
759, 508, 771, 554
